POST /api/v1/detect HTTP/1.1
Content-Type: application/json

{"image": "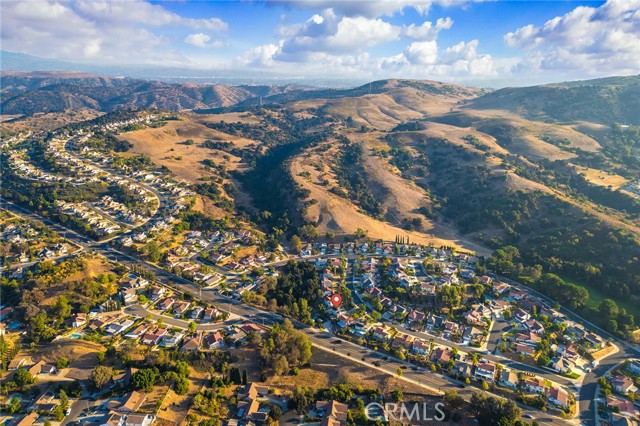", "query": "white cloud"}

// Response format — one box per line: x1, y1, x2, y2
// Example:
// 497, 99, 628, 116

274, 8, 402, 61
184, 33, 223, 49
0, 0, 227, 64
404, 17, 453, 40
404, 41, 439, 65
503, 0, 640, 75
74, 0, 228, 31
